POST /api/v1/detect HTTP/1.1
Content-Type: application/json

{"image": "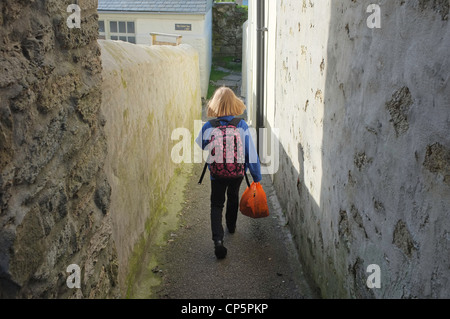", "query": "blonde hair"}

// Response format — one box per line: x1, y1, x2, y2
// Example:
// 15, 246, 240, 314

207, 86, 246, 117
